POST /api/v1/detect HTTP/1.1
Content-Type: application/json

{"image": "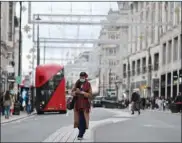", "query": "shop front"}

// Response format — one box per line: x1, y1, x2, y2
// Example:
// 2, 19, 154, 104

173, 71, 178, 99
160, 74, 165, 97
